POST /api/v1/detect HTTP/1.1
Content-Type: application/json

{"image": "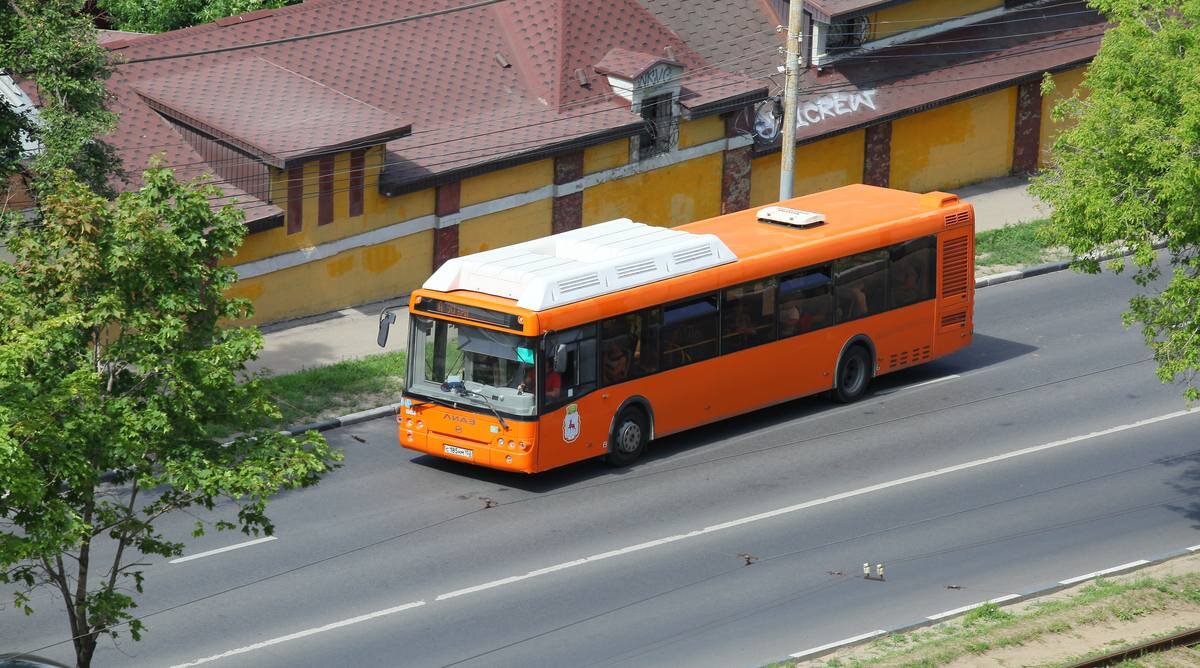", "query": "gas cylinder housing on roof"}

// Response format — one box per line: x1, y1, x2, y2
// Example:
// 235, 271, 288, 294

423, 219, 737, 311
